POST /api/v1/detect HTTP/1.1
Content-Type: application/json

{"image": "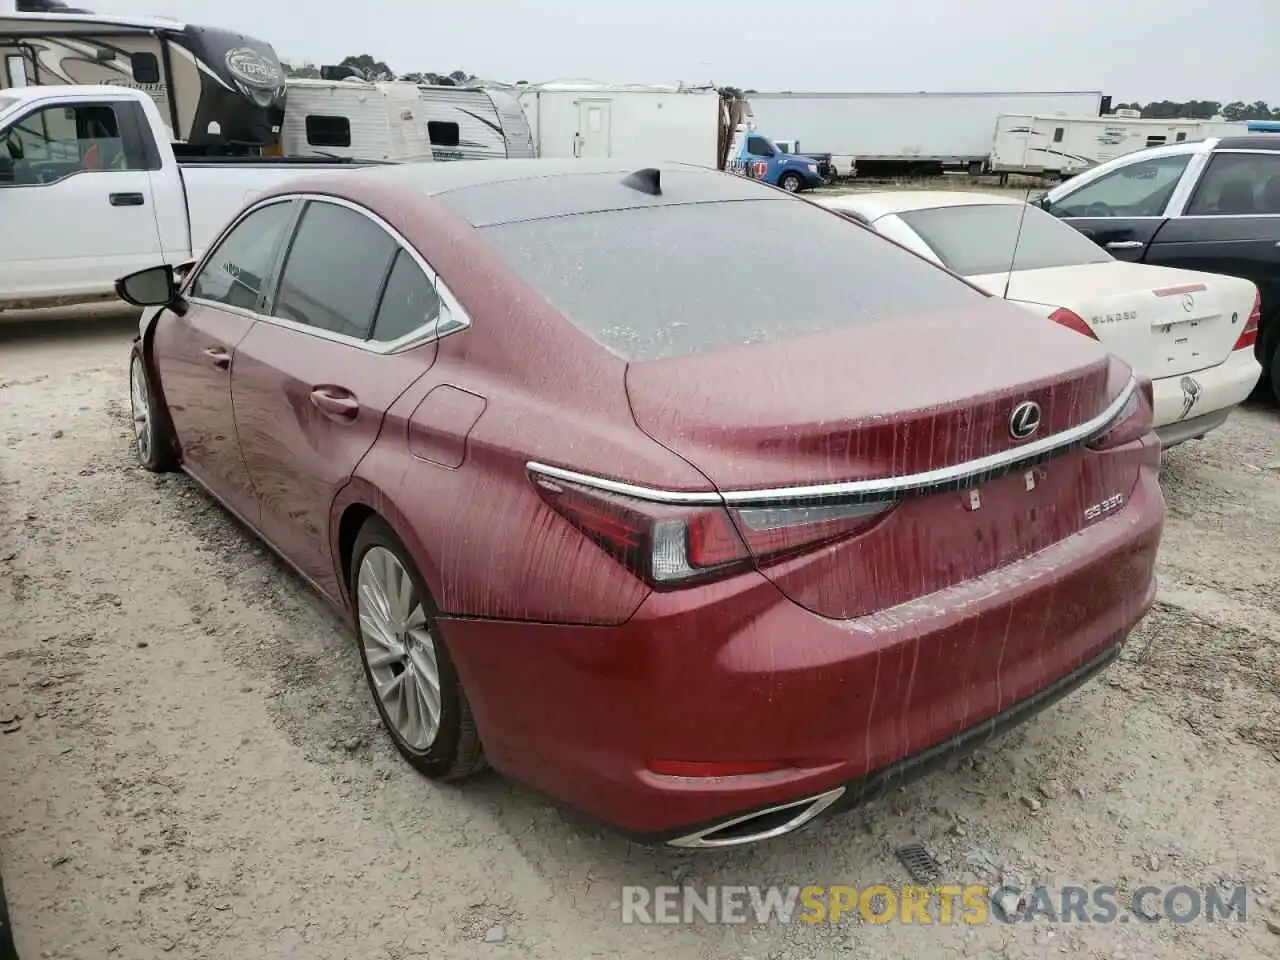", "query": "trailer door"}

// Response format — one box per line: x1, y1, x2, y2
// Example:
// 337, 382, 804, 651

574, 99, 611, 158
